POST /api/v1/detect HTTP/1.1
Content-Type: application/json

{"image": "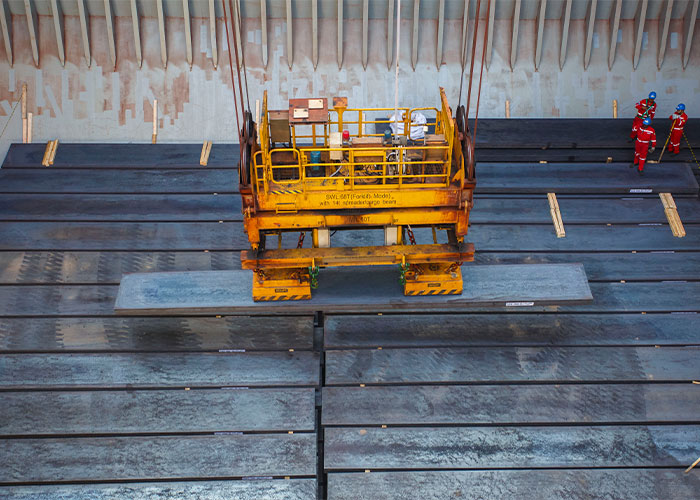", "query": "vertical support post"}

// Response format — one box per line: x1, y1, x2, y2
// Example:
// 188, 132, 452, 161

152, 100, 158, 144
209, 0, 218, 69
21, 84, 27, 144
559, 0, 572, 69
157, 0, 168, 68
436, 0, 445, 70
50, 0, 65, 67
510, 0, 522, 70
505, 99, 510, 118
24, 0, 39, 67
130, 0, 142, 68
338, 0, 344, 69
286, 0, 293, 69
411, 0, 420, 70
104, 0, 117, 70
534, 0, 546, 71
0, 0, 12, 67
485, 0, 495, 69
608, 0, 622, 69
632, 0, 649, 70
658, 0, 674, 70
386, 0, 394, 70
261, 0, 268, 68
183, 0, 193, 69
362, 0, 369, 70
312, 0, 318, 69
613, 99, 618, 118
683, 0, 699, 69
583, 0, 598, 70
